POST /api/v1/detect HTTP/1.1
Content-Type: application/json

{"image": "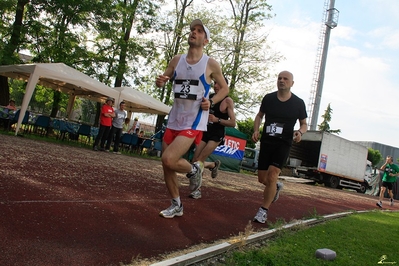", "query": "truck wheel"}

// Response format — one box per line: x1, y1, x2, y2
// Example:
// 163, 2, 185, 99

328, 176, 340, 189
357, 183, 367, 193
